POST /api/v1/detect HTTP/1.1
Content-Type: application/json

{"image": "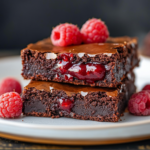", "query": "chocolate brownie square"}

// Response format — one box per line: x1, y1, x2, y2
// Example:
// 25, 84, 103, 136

22, 72, 136, 122
21, 36, 139, 87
